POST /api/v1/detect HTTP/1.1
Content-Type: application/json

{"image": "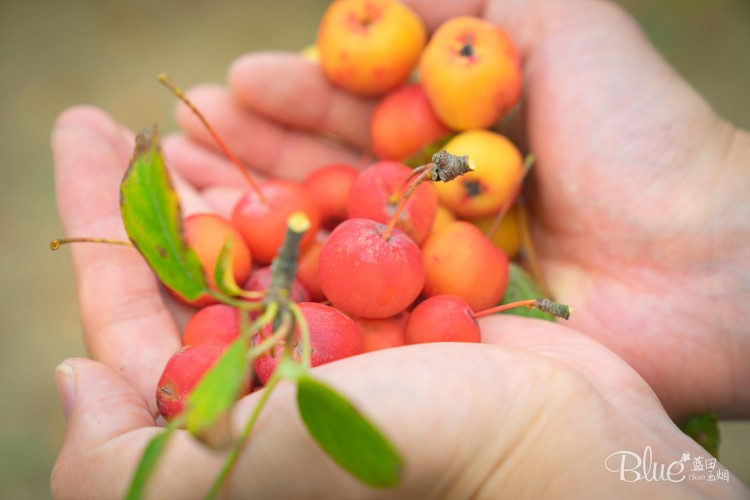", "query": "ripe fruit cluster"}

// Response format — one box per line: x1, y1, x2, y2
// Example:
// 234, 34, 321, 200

155, 0, 559, 421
